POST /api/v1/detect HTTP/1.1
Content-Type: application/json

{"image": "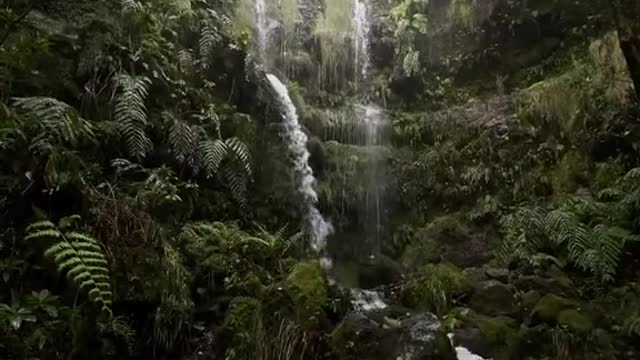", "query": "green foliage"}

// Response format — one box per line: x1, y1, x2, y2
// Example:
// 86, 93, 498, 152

498, 190, 640, 282
113, 73, 153, 160
390, 0, 430, 77
401, 263, 471, 315
224, 297, 263, 359
25, 216, 113, 315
